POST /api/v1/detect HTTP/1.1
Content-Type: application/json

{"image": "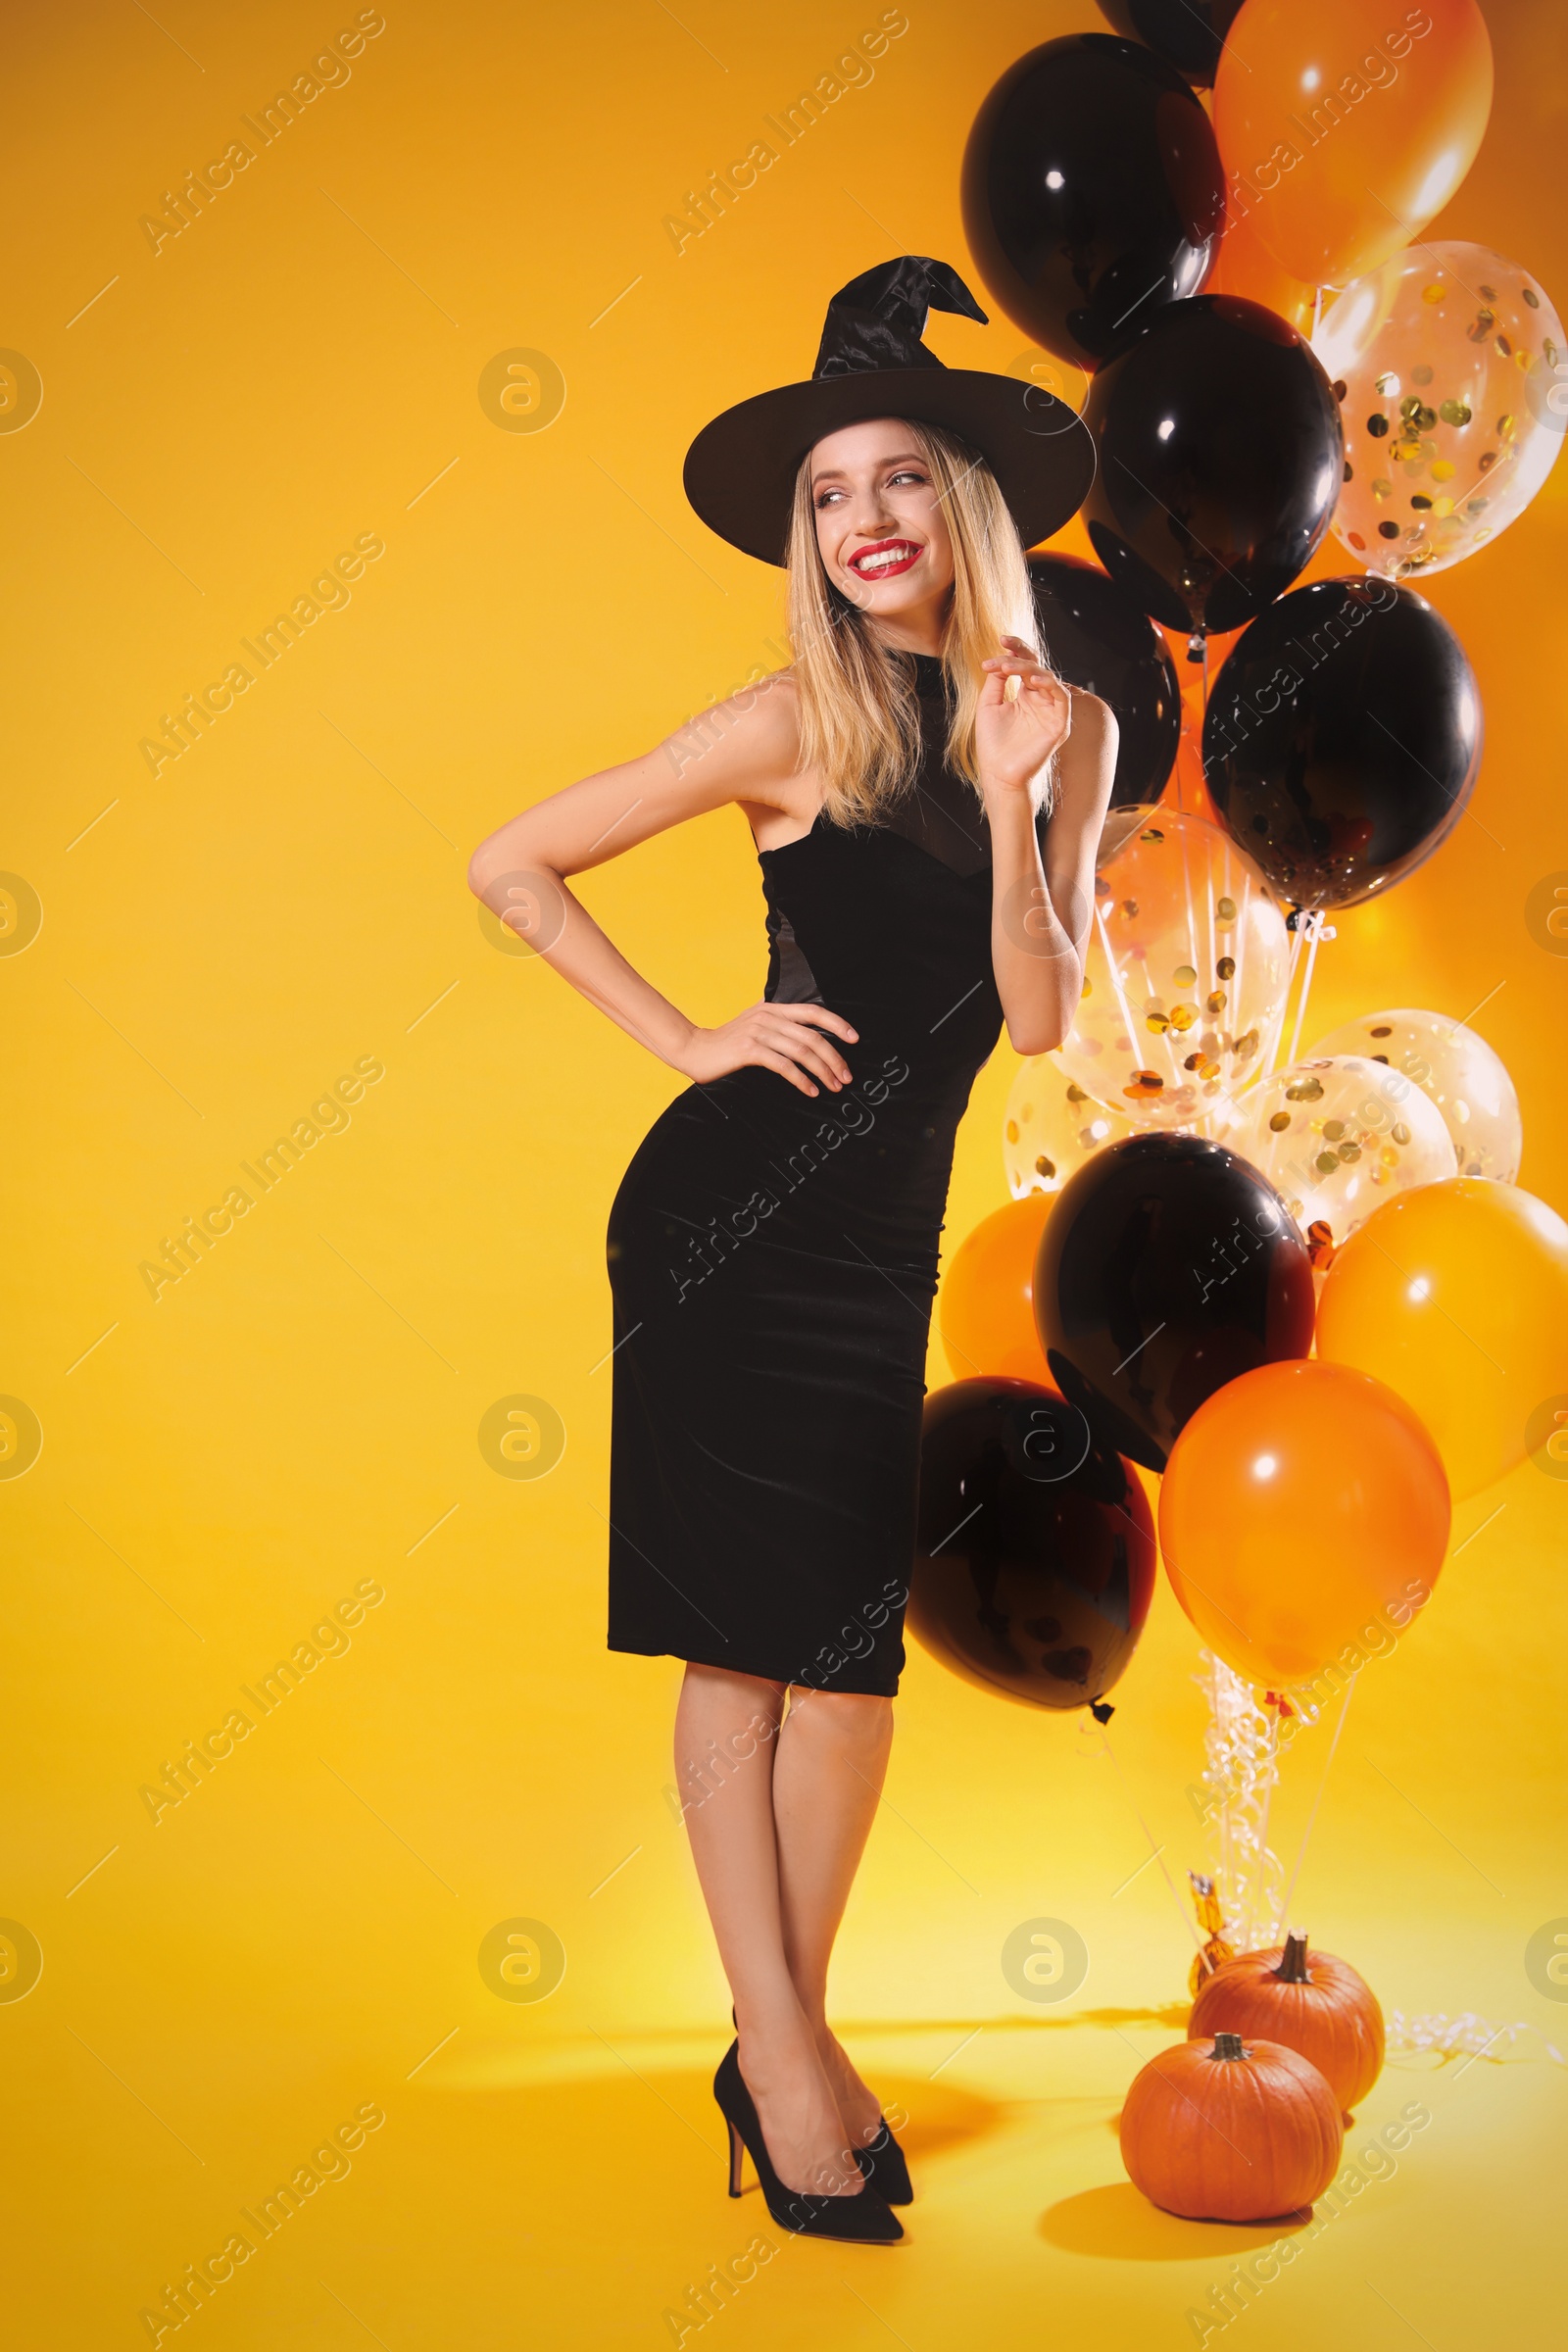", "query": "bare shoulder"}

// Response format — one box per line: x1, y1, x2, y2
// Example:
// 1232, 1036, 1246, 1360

1056, 687, 1119, 808
471, 667, 811, 890
1064, 685, 1118, 746
1042, 688, 1117, 878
